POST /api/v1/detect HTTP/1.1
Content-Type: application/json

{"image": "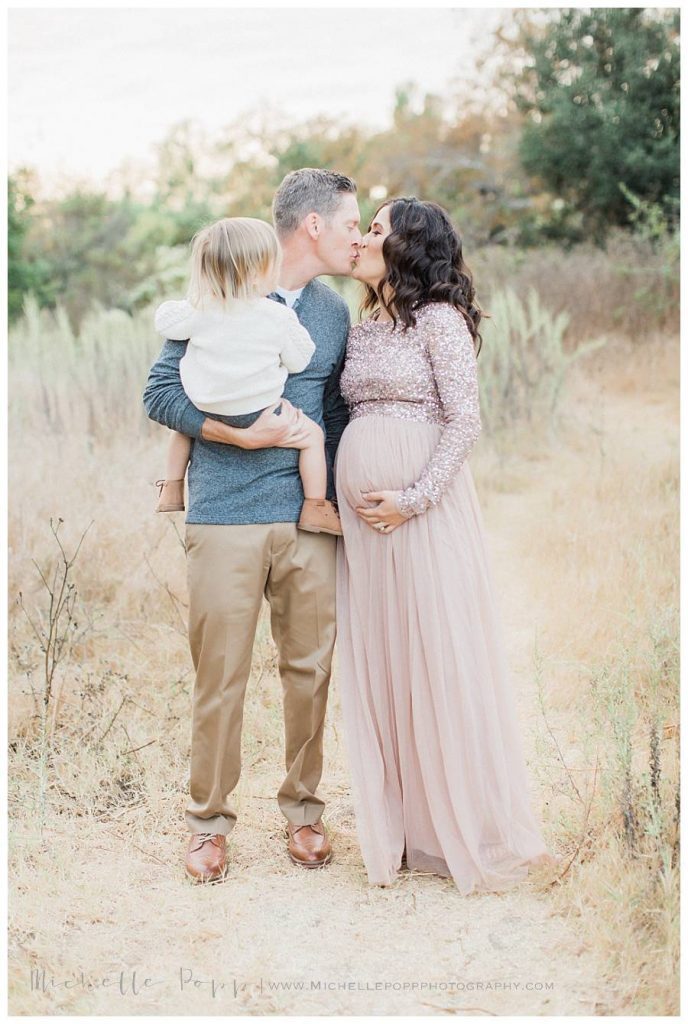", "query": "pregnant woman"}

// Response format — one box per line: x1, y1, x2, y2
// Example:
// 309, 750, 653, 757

334, 197, 554, 893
